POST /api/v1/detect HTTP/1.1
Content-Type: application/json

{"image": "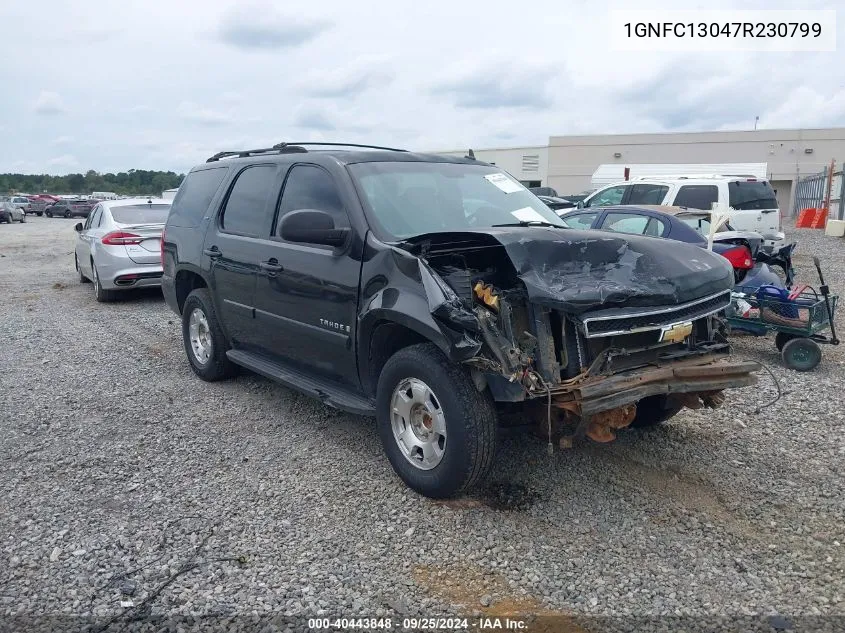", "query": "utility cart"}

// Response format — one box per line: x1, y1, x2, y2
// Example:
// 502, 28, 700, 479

727, 257, 839, 371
